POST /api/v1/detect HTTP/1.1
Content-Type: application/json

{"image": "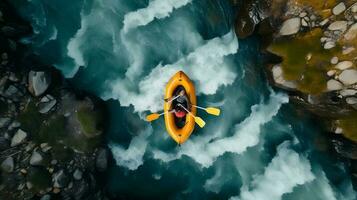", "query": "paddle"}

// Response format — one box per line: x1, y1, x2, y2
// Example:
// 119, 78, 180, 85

178, 104, 206, 128
193, 105, 220, 116
146, 111, 172, 122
